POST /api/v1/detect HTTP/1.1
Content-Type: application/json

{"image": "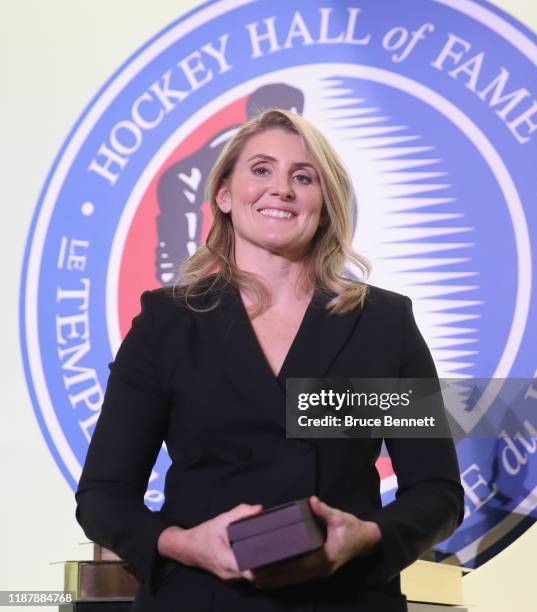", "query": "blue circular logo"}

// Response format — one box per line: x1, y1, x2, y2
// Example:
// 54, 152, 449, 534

21, 0, 537, 566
